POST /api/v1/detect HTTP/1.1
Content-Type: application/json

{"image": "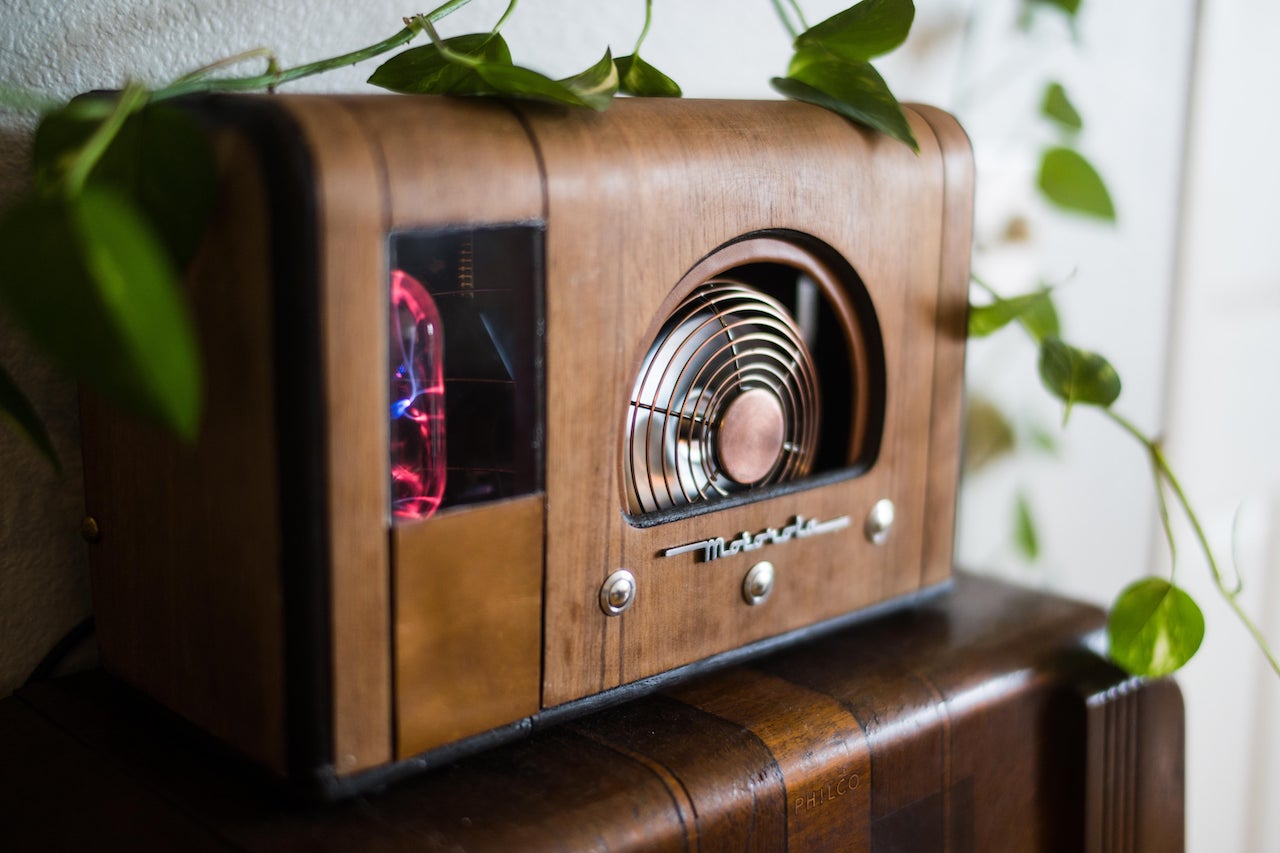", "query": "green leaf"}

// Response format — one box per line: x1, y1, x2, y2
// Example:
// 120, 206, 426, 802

1027, 0, 1082, 19
772, 59, 917, 152
1028, 424, 1058, 453
1037, 336, 1121, 422
0, 190, 202, 439
1020, 289, 1061, 342
969, 288, 1059, 341
0, 361, 60, 472
615, 54, 682, 98
1041, 81, 1082, 131
34, 103, 216, 269
1014, 492, 1039, 560
963, 396, 1015, 473
367, 33, 511, 94
375, 36, 616, 112
554, 49, 621, 110
795, 0, 915, 63
1108, 577, 1205, 677
1038, 147, 1115, 221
